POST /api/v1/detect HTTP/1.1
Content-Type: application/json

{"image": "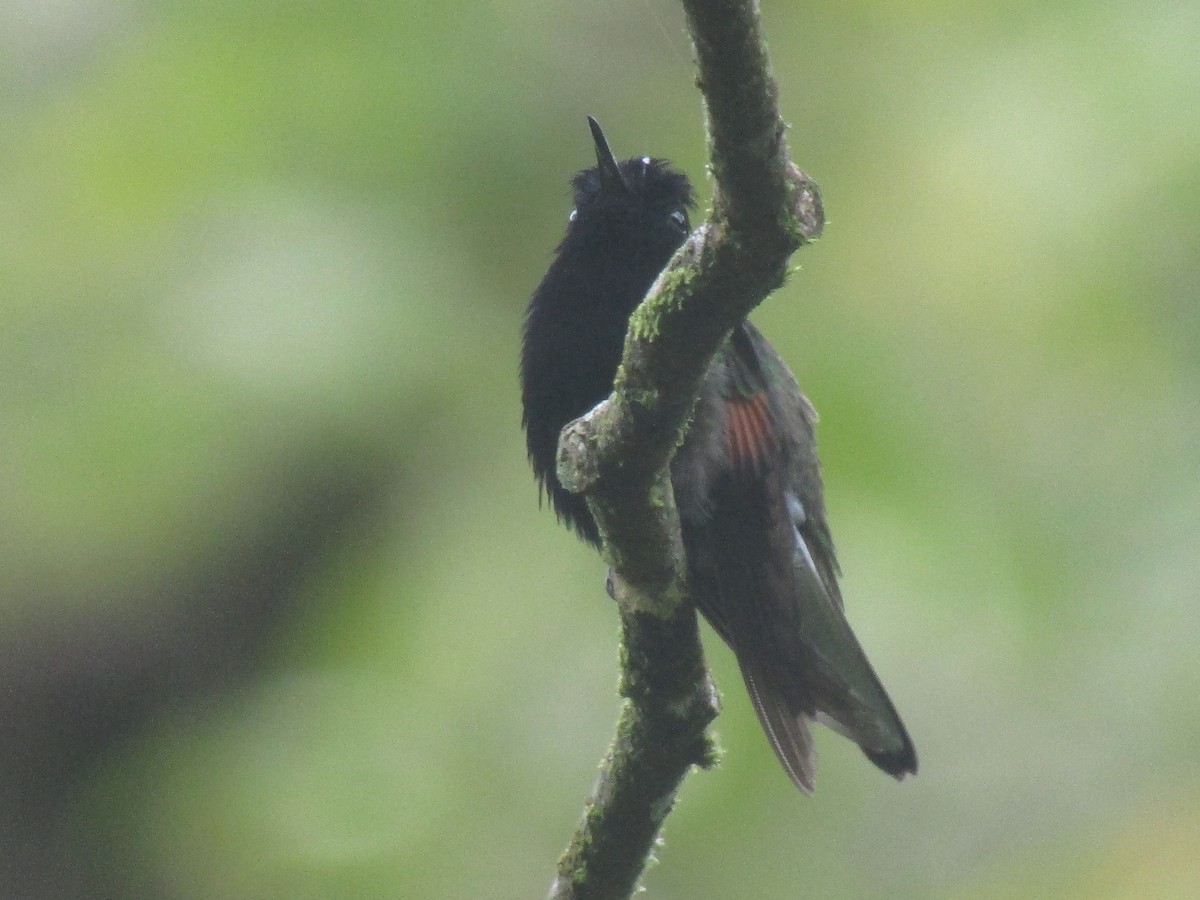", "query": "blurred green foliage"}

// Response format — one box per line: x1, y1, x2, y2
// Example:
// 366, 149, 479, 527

2, 0, 1198, 897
